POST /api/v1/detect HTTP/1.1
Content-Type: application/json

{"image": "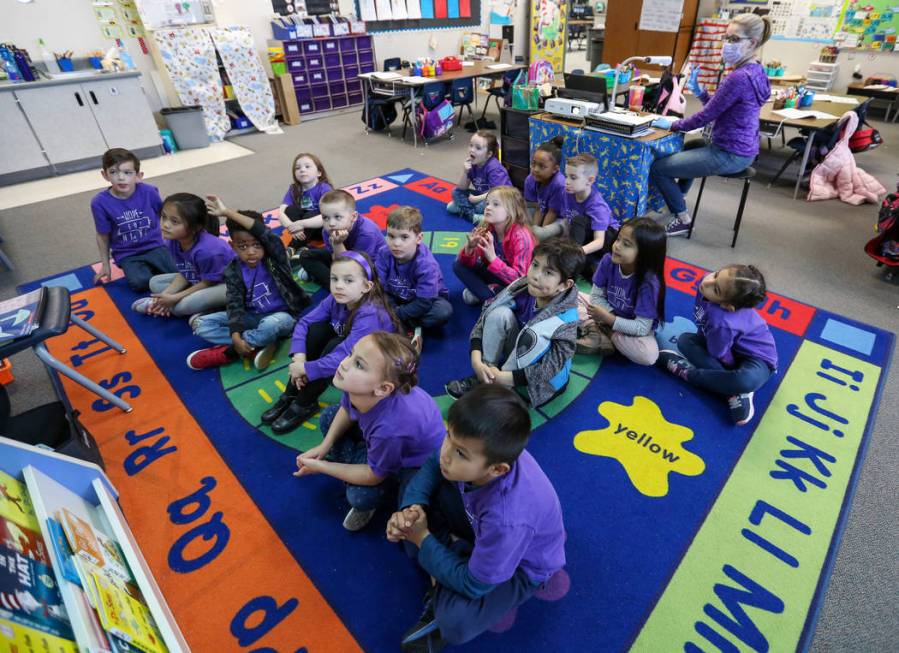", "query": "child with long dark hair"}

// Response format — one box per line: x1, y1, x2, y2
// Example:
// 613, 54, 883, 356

578, 217, 667, 365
